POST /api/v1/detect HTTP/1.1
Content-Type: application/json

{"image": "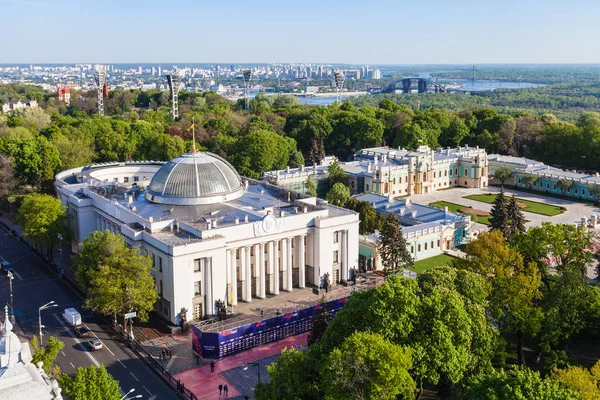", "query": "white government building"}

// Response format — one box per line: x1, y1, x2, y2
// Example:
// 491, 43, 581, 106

55, 151, 359, 324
